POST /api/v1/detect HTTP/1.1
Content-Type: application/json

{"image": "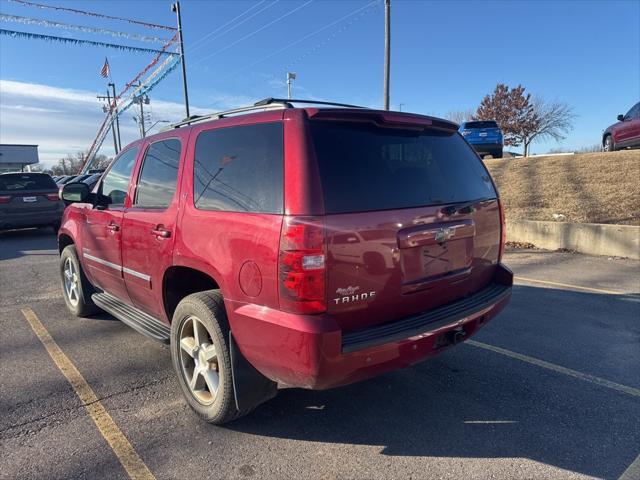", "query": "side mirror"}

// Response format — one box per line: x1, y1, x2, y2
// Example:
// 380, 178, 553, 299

61, 182, 90, 203
617, 114, 625, 122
